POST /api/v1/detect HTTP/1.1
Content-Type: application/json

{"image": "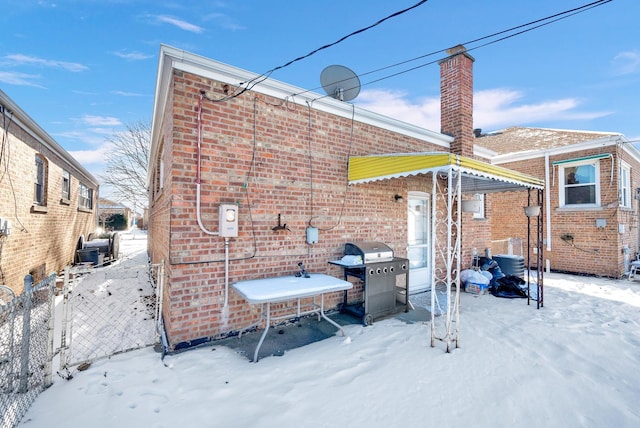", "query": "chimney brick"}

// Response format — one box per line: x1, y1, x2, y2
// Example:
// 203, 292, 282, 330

440, 45, 475, 157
